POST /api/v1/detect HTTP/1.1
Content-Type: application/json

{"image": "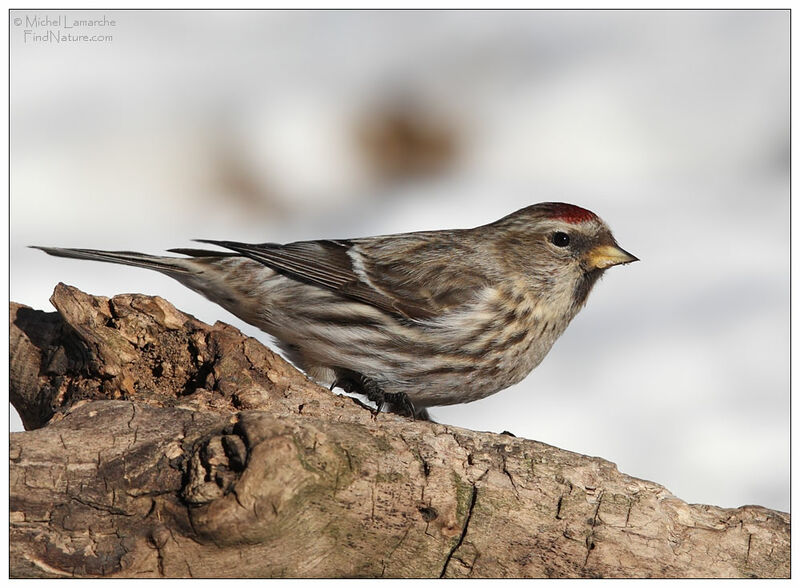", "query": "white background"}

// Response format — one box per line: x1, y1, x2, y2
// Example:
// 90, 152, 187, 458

10, 9, 789, 512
